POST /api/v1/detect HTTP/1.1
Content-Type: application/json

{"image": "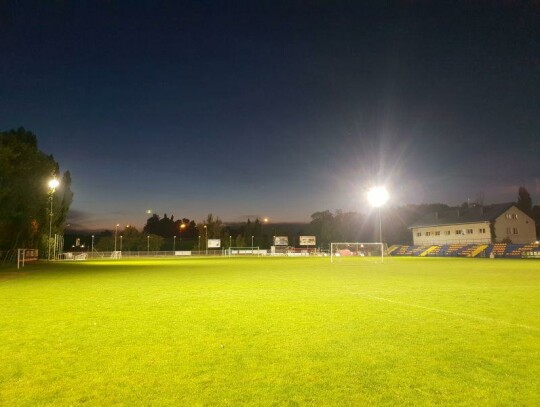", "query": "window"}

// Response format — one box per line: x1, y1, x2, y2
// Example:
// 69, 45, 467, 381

455, 230, 462, 235
466, 229, 473, 234
479, 228, 486, 234
506, 213, 511, 219
444, 231, 451, 235
417, 232, 421, 237
513, 214, 518, 219
435, 231, 440, 236
513, 228, 519, 235
506, 213, 518, 220
425, 232, 431, 236
506, 227, 511, 234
